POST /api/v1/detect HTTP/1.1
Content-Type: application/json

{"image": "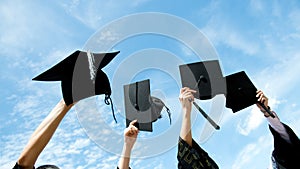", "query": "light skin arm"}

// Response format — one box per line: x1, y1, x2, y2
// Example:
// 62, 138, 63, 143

118, 120, 139, 169
256, 90, 291, 143
179, 87, 197, 147
256, 90, 273, 117
17, 99, 74, 169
